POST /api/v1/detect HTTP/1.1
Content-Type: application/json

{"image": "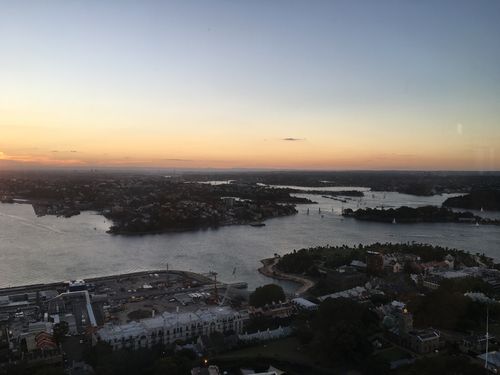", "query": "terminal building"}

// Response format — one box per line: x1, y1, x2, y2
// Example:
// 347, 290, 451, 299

95, 306, 249, 350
